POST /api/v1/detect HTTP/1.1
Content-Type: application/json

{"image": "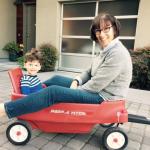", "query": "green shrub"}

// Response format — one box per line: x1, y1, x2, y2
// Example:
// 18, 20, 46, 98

2, 41, 20, 61
39, 43, 58, 72
17, 56, 26, 71
2, 41, 20, 53
130, 47, 150, 90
